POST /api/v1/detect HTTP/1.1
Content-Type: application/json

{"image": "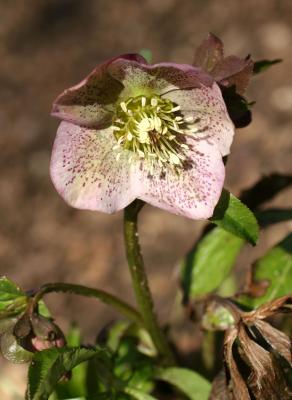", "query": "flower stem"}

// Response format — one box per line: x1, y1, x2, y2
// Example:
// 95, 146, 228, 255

30, 282, 143, 326
124, 200, 175, 365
